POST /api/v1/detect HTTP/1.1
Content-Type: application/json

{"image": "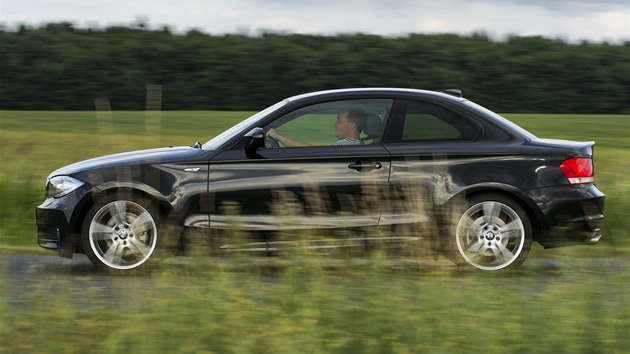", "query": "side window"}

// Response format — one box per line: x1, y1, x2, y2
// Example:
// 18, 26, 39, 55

264, 99, 393, 148
387, 100, 478, 143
